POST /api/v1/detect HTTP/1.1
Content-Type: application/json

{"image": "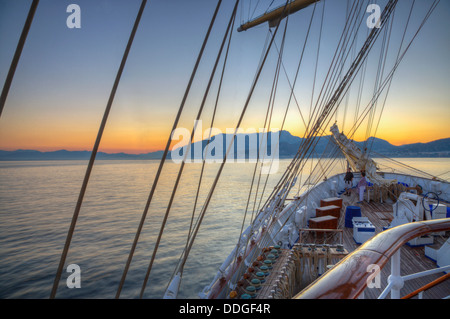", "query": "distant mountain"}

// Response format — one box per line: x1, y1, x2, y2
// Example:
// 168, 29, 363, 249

1, 131, 449, 161
0, 149, 164, 161
275, 132, 450, 158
